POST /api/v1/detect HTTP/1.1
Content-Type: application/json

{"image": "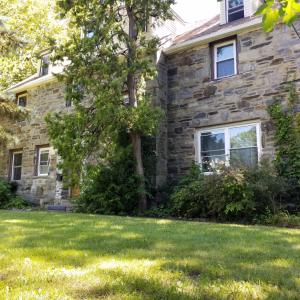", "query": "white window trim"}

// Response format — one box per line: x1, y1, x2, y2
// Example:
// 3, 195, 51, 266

214, 39, 237, 80
11, 151, 23, 181
195, 121, 262, 173
17, 93, 27, 107
37, 147, 50, 177
226, 0, 244, 23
